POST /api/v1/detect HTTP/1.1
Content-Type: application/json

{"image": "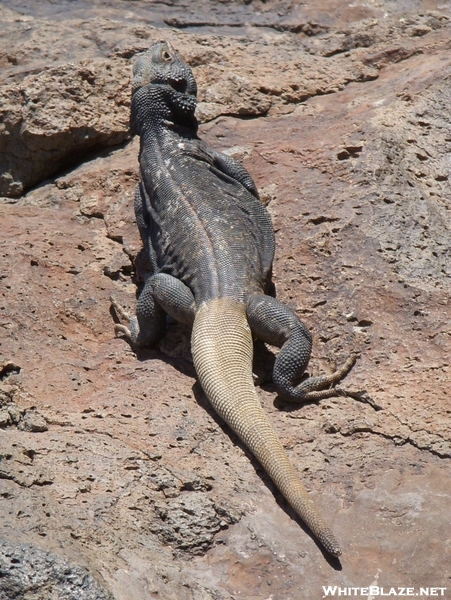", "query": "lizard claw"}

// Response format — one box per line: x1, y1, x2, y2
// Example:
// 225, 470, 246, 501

114, 323, 133, 340
110, 295, 134, 341
110, 294, 132, 321
335, 388, 382, 411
